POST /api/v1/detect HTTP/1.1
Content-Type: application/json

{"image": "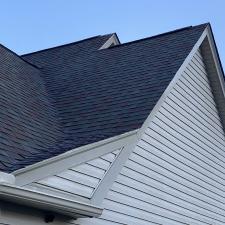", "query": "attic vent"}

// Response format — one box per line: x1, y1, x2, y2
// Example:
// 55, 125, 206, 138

99, 34, 120, 50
